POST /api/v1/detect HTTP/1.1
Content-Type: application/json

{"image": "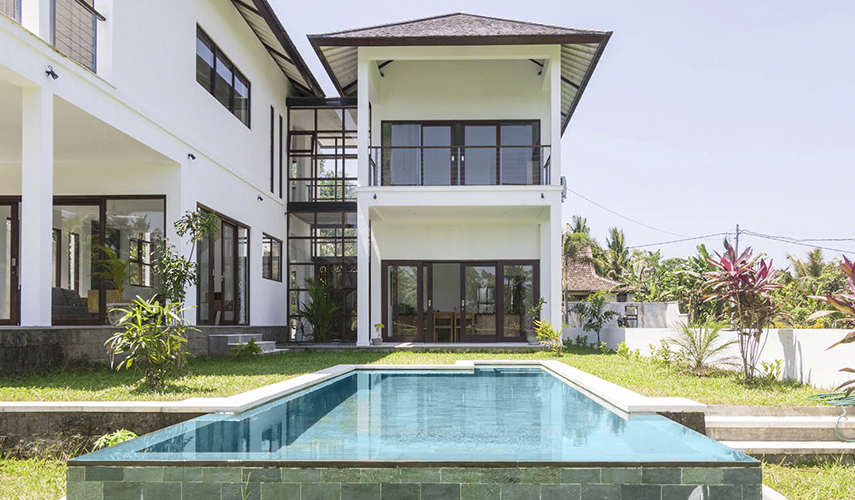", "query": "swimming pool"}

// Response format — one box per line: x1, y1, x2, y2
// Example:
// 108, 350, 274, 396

68, 363, 762, 499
